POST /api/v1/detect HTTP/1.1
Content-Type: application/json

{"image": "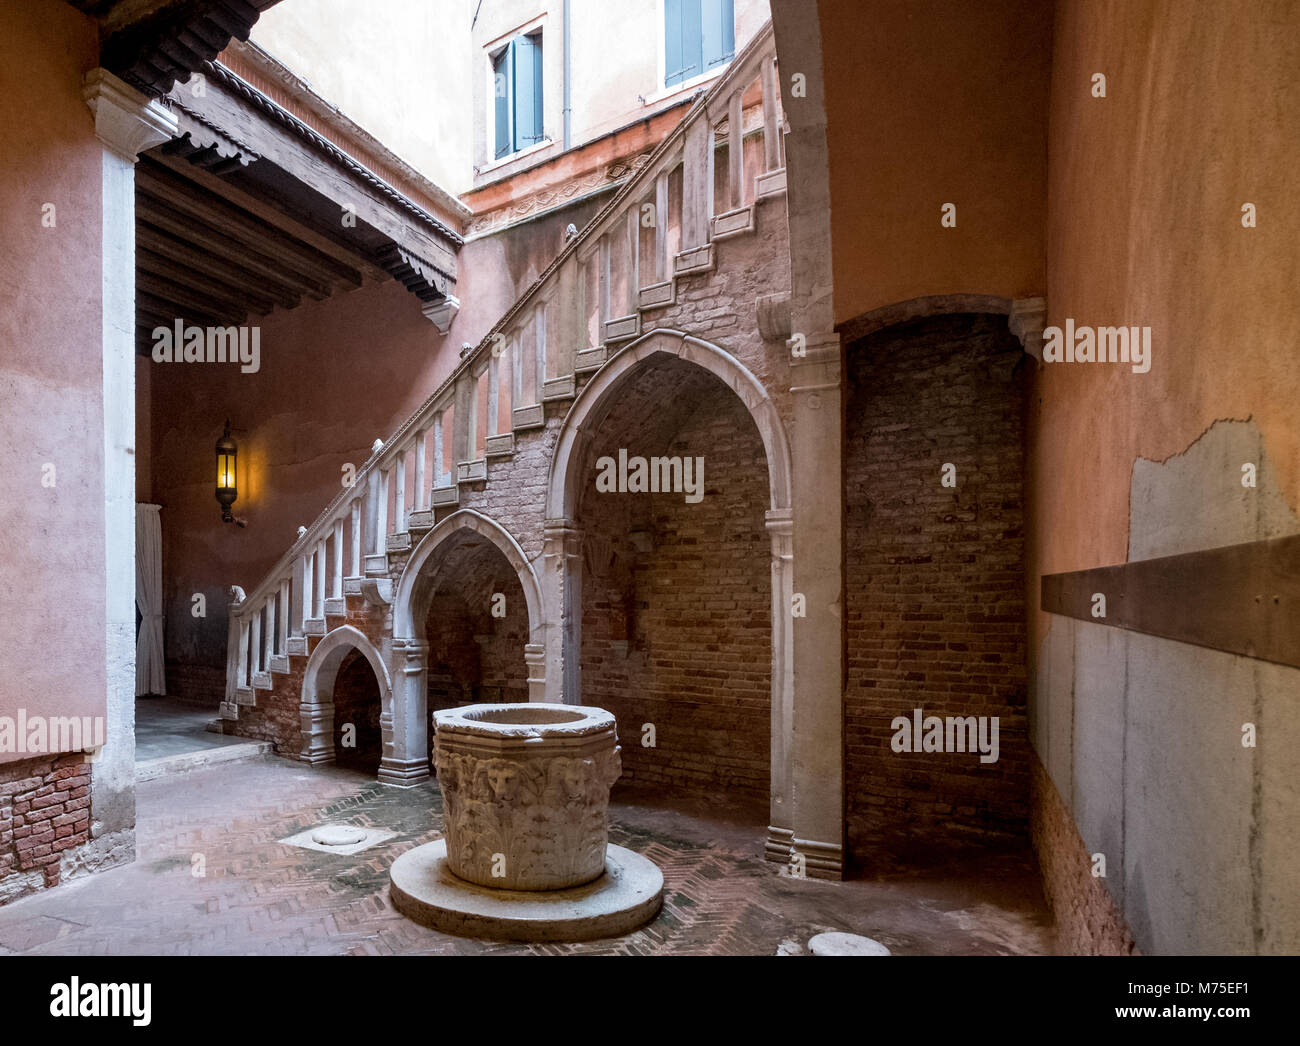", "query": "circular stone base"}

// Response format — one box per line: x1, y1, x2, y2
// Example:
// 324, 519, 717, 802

390, 840, 663, 942
808, 932, 891, 956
